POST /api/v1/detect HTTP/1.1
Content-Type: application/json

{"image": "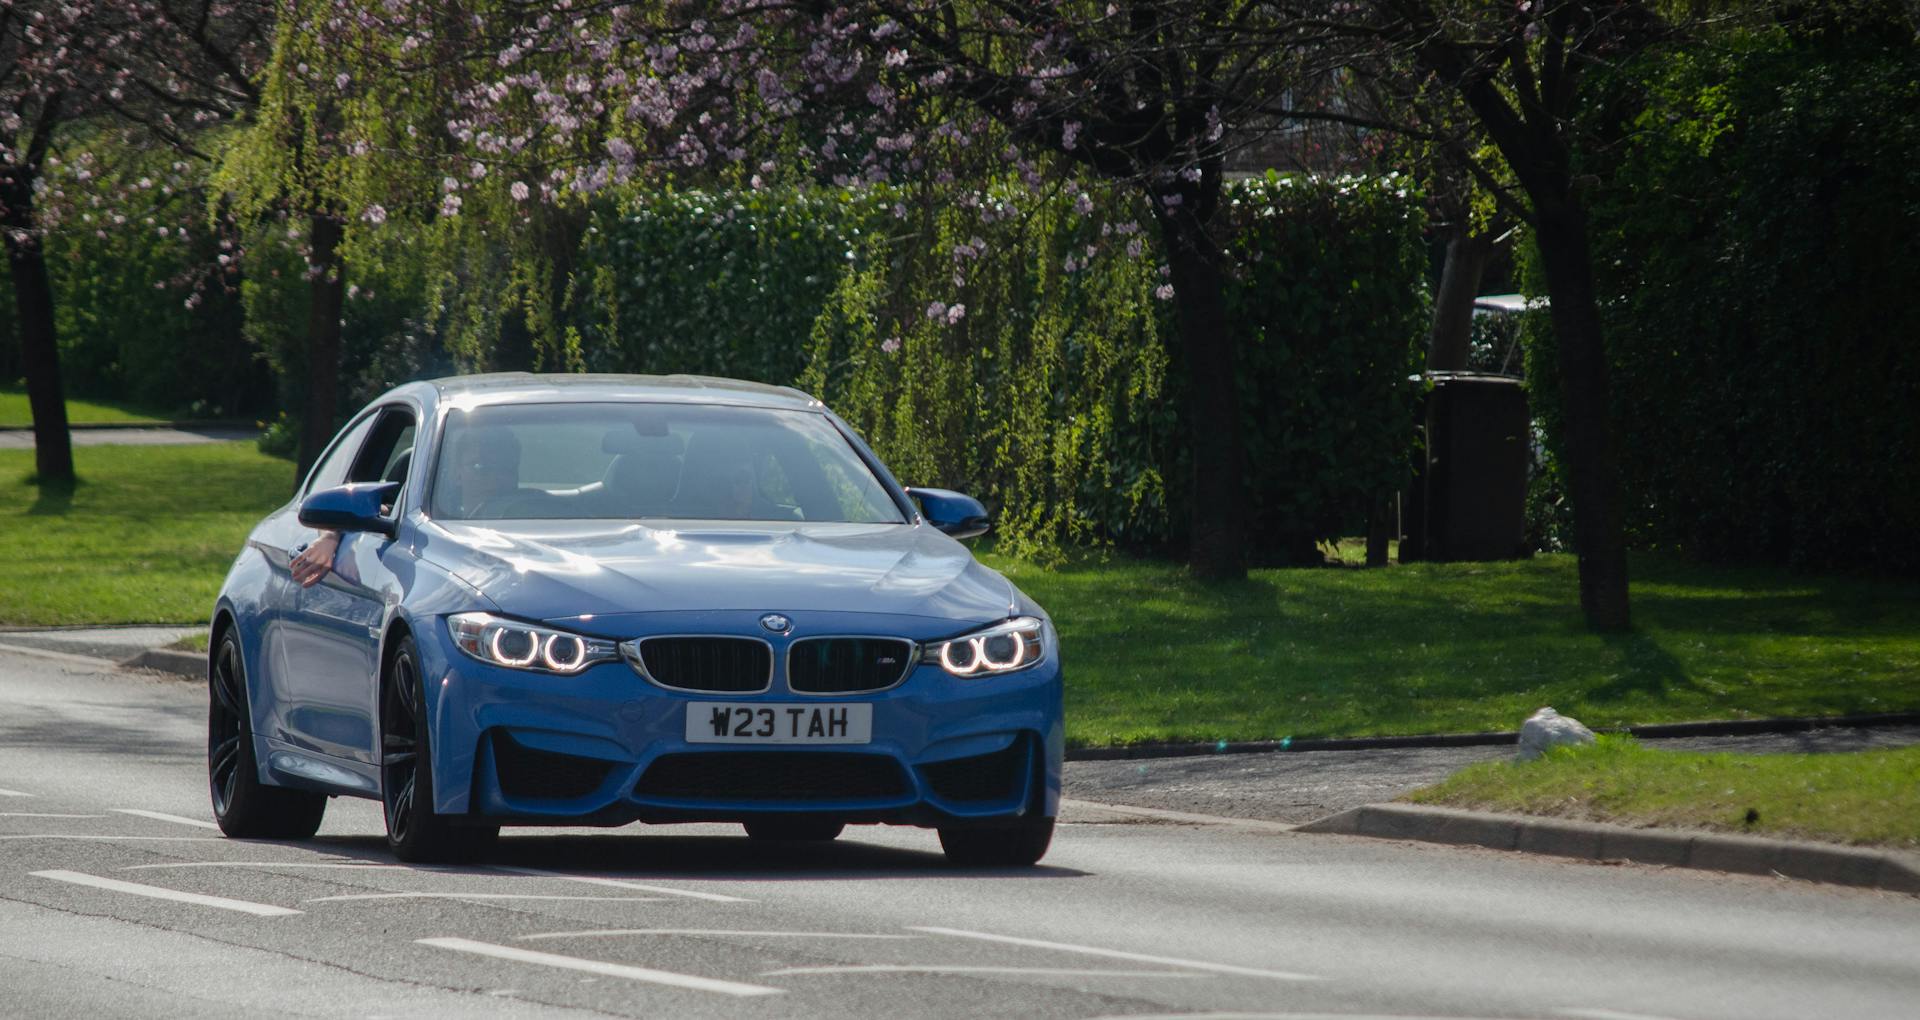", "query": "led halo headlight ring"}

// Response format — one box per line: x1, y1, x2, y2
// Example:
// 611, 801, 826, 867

449, 612, 613, 675
930, 616, 1046, 678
